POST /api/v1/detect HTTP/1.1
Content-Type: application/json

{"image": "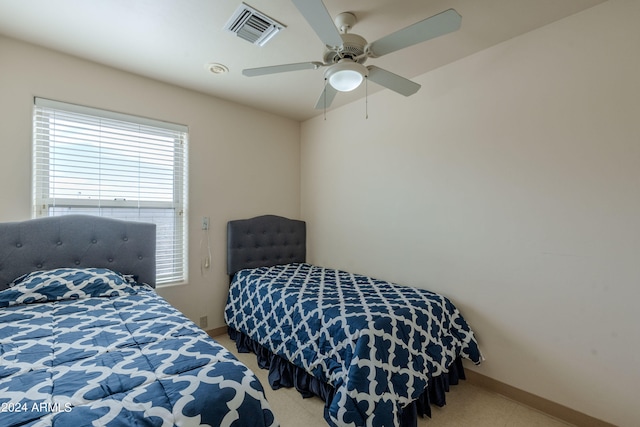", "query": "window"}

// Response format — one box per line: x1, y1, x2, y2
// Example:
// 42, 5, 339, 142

33, 98, 188, 285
